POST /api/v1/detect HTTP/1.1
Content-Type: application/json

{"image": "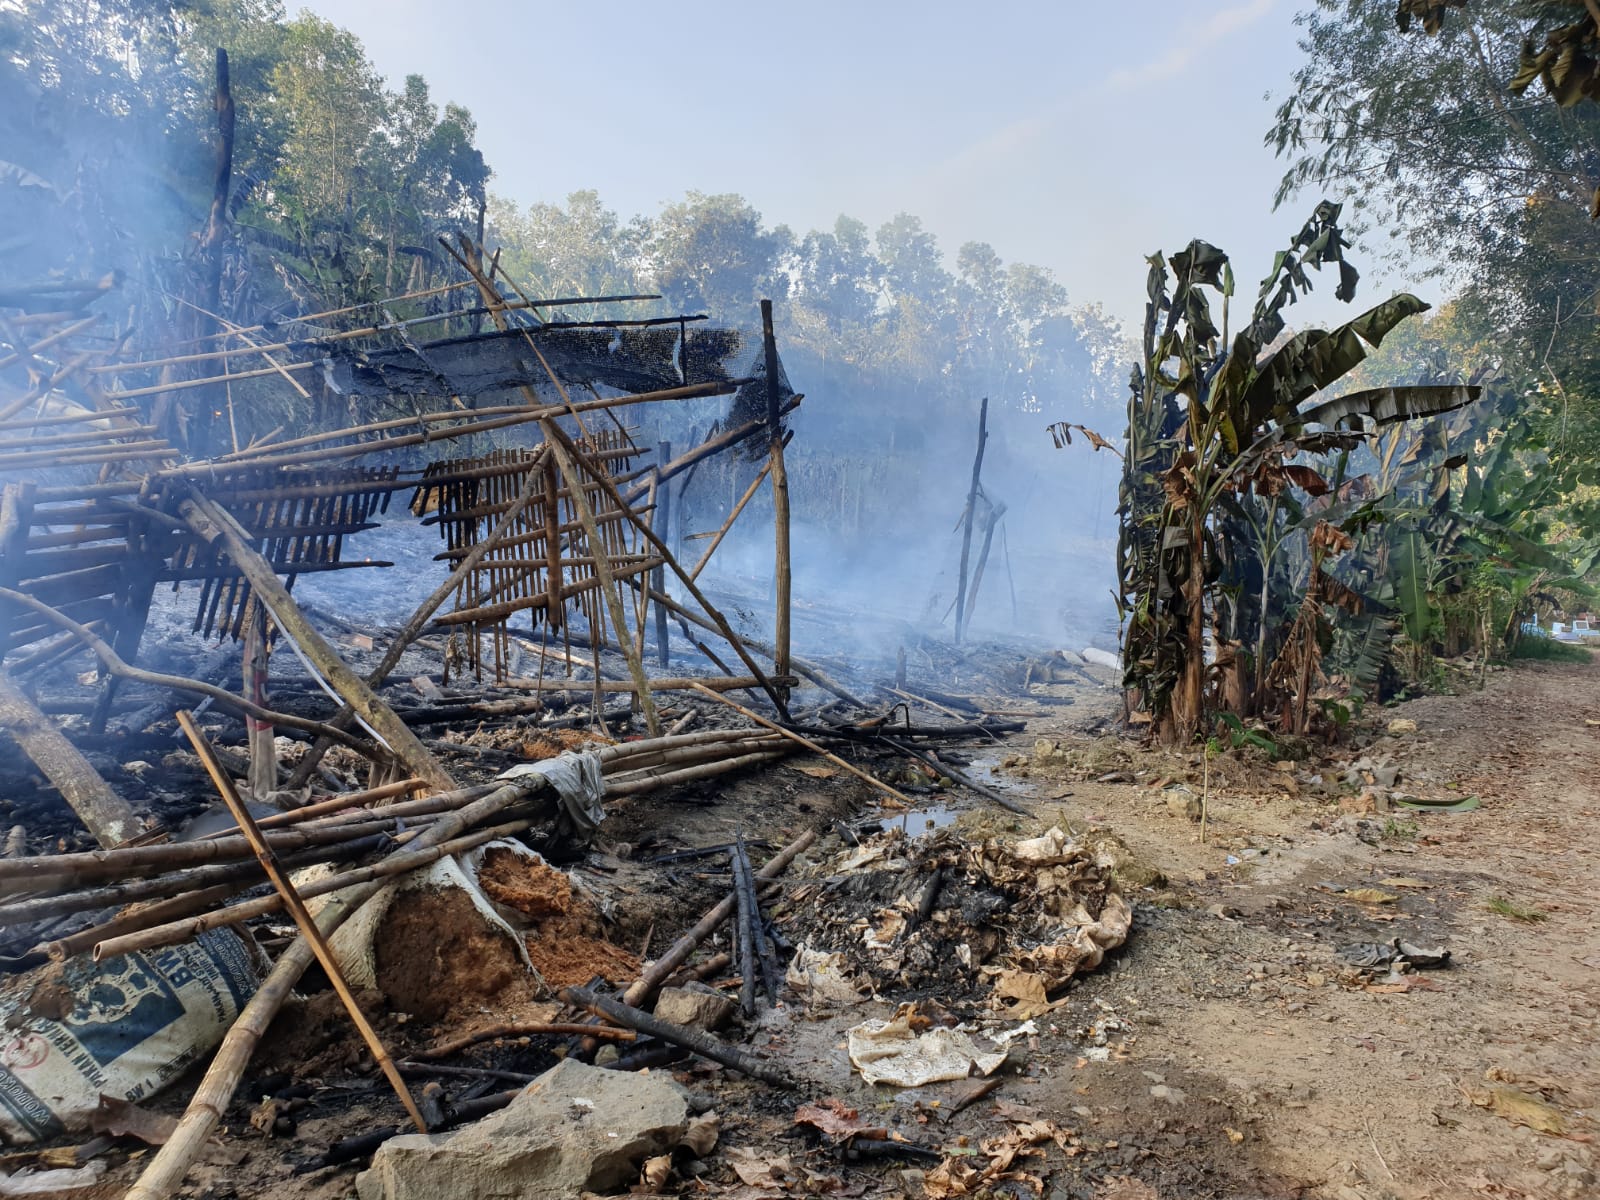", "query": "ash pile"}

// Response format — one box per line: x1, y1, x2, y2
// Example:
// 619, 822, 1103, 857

785, 822, 1132, 1021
